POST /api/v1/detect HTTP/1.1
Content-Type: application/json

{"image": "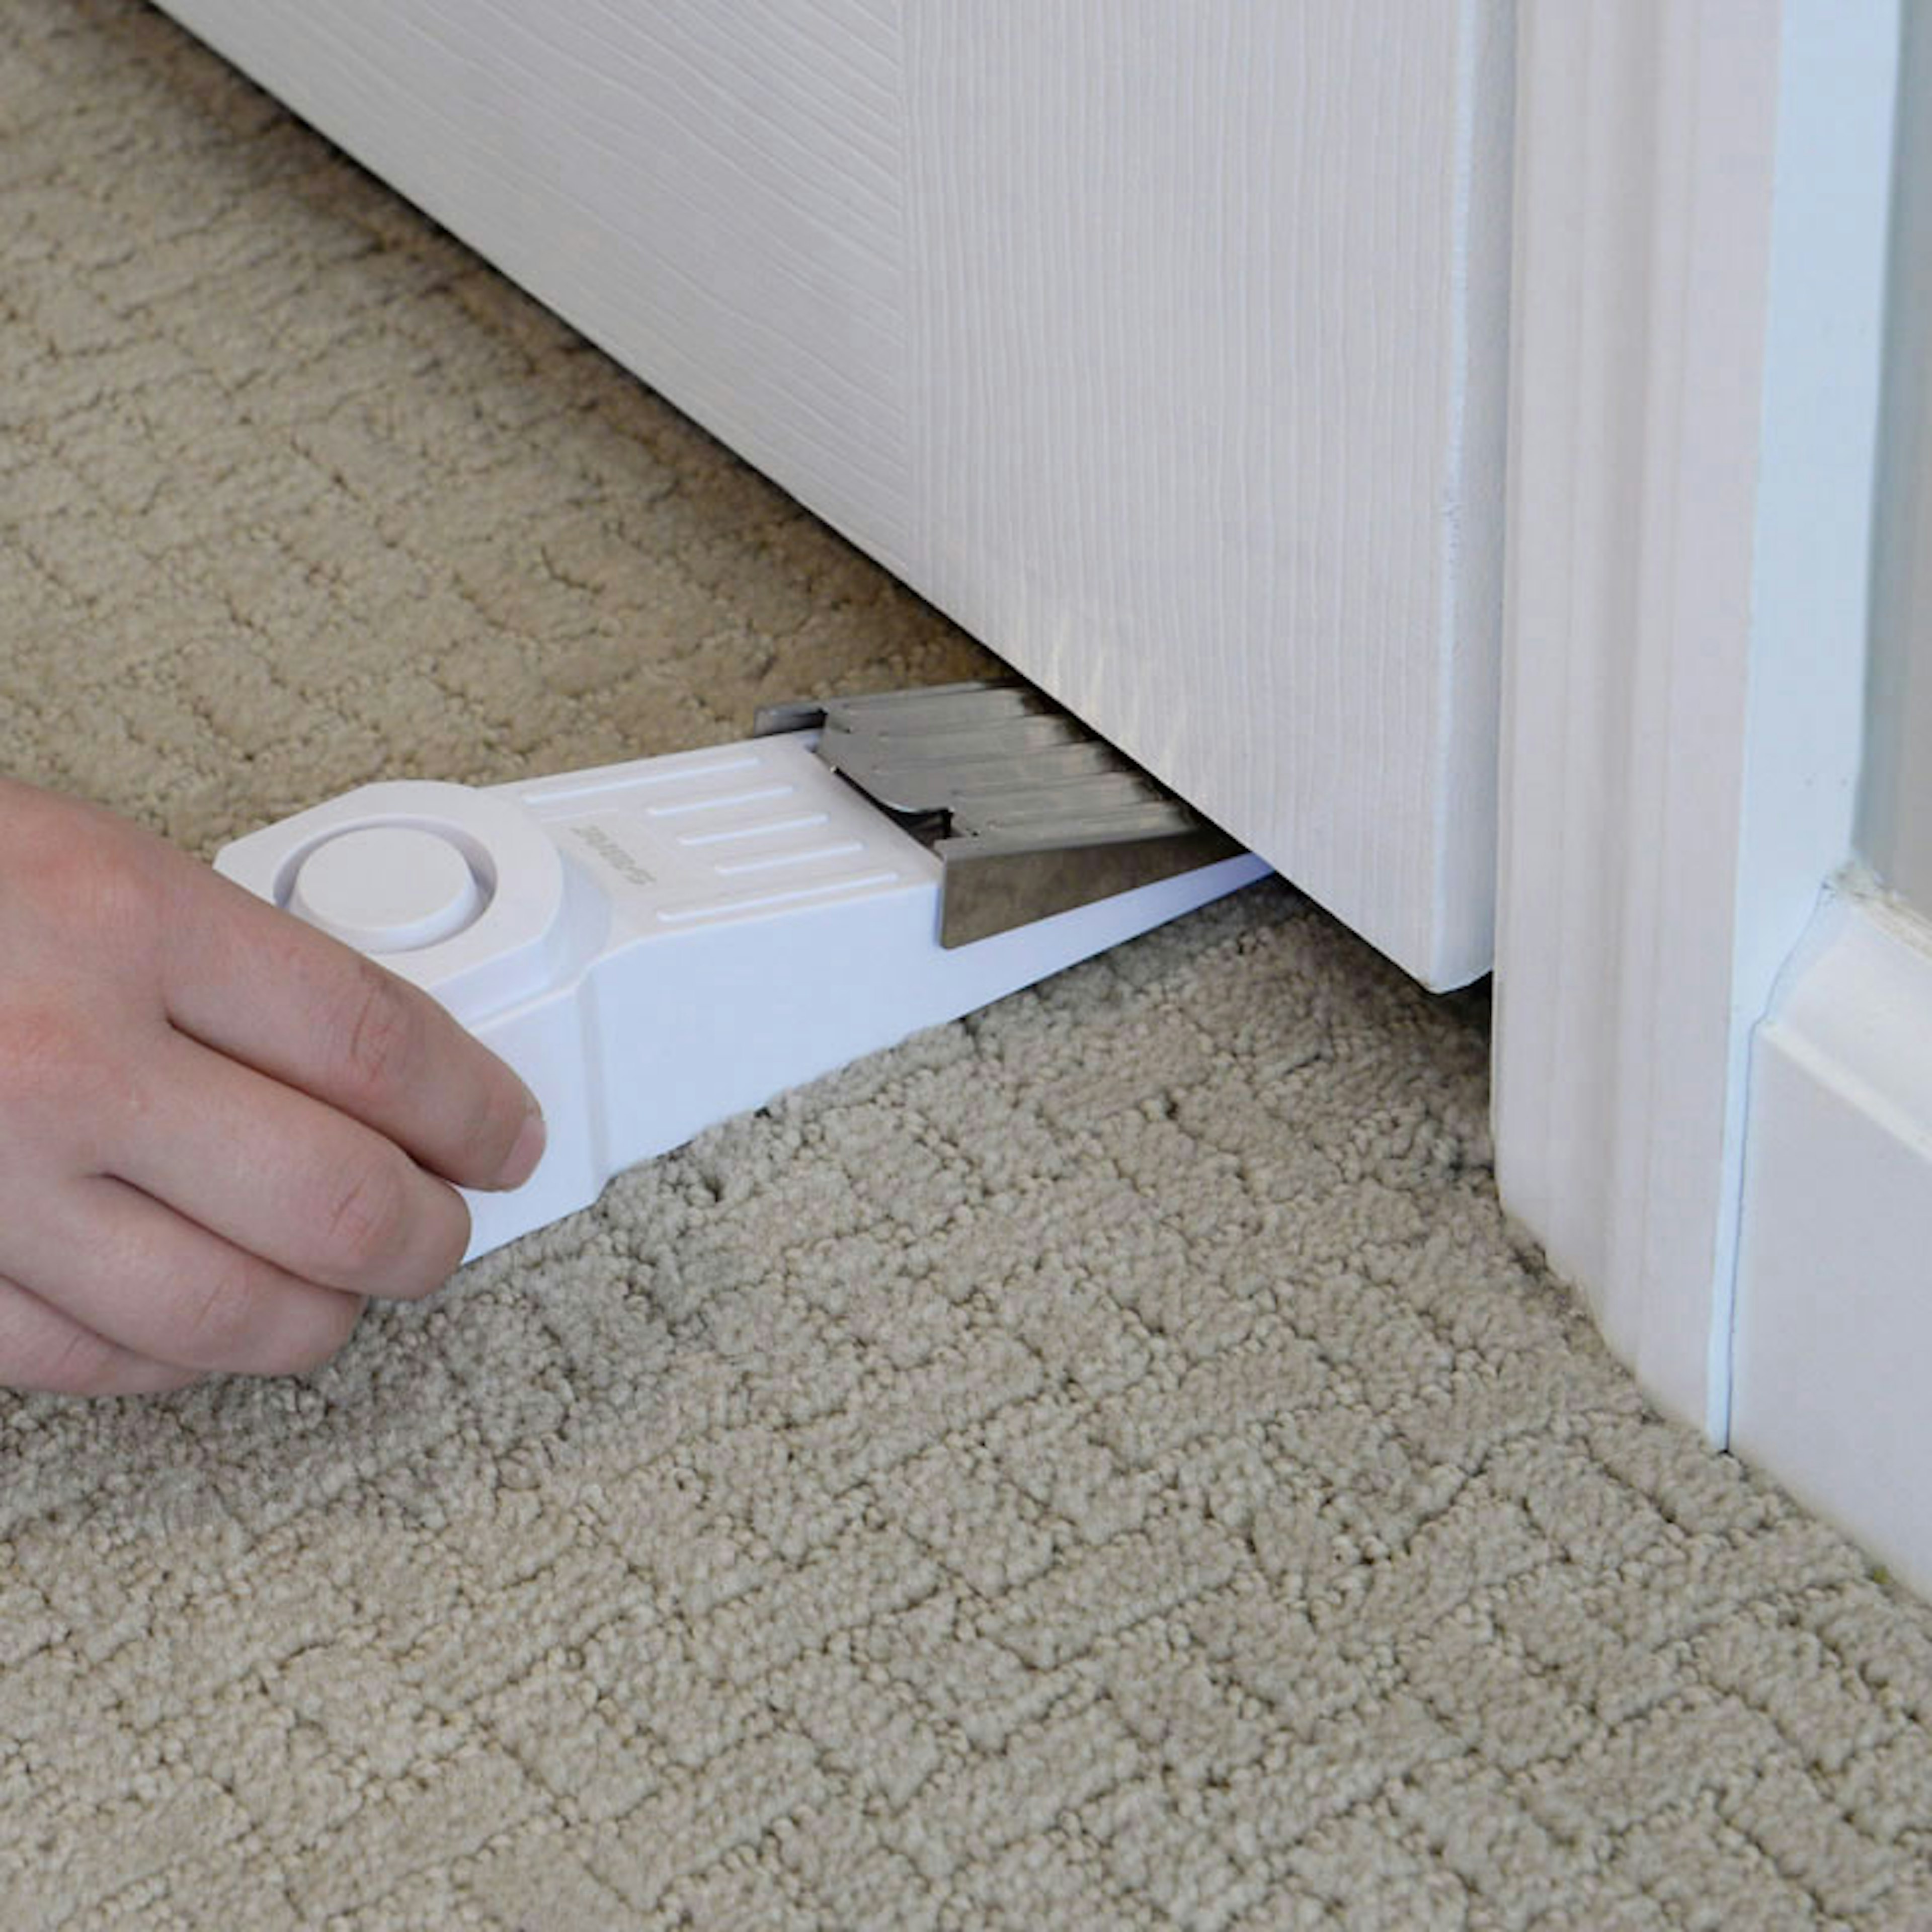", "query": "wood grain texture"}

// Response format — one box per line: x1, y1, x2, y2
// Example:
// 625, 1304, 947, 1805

155, 0, 916, 573
154, 0, 1513, 987
905, 2, 1514, 988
